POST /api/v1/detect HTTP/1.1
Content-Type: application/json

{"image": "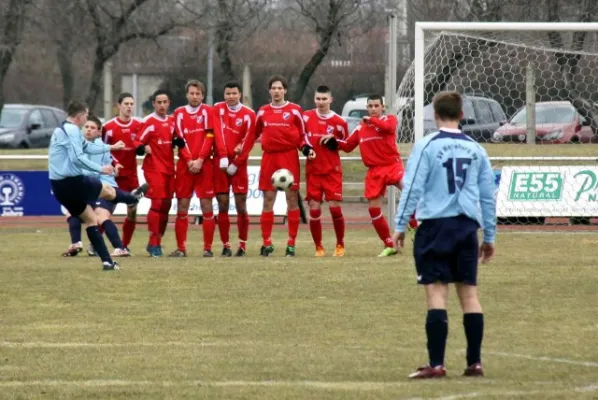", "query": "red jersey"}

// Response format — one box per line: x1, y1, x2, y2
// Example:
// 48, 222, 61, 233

303, 110, 348, 176
239, 102, 306, 159
139, 113, 176, 175
212, 102, 256, 166
338, 115, 400, 168
102, 117, 144, 177
174, 104, 214, 165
